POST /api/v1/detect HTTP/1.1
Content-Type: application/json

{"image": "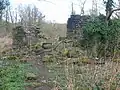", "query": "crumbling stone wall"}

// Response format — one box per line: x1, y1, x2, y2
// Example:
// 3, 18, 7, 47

12, 25, 41, 49
25, 26, 41, 45
67, 15, 90, 32
12, 26, 27, 49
